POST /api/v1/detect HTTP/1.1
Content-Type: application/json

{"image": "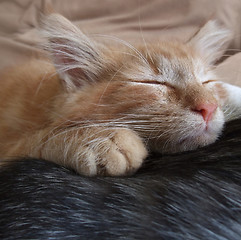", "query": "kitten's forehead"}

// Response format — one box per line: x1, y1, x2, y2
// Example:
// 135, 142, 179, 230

158, 55, 194, 84
121, 41, 217, 87
158, 56, 216, 86
124, 51, 212, 86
